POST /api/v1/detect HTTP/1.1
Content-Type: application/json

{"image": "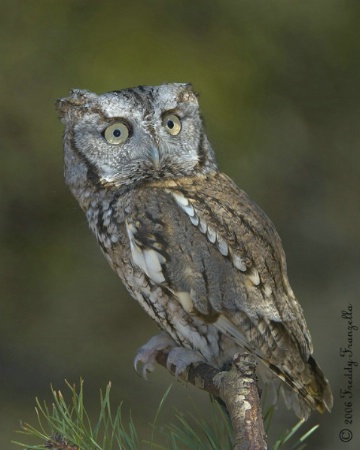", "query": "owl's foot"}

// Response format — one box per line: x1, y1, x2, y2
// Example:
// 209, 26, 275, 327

165, 347, 206, 378
134, 332, 177, 379
134, 333, 206, 379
